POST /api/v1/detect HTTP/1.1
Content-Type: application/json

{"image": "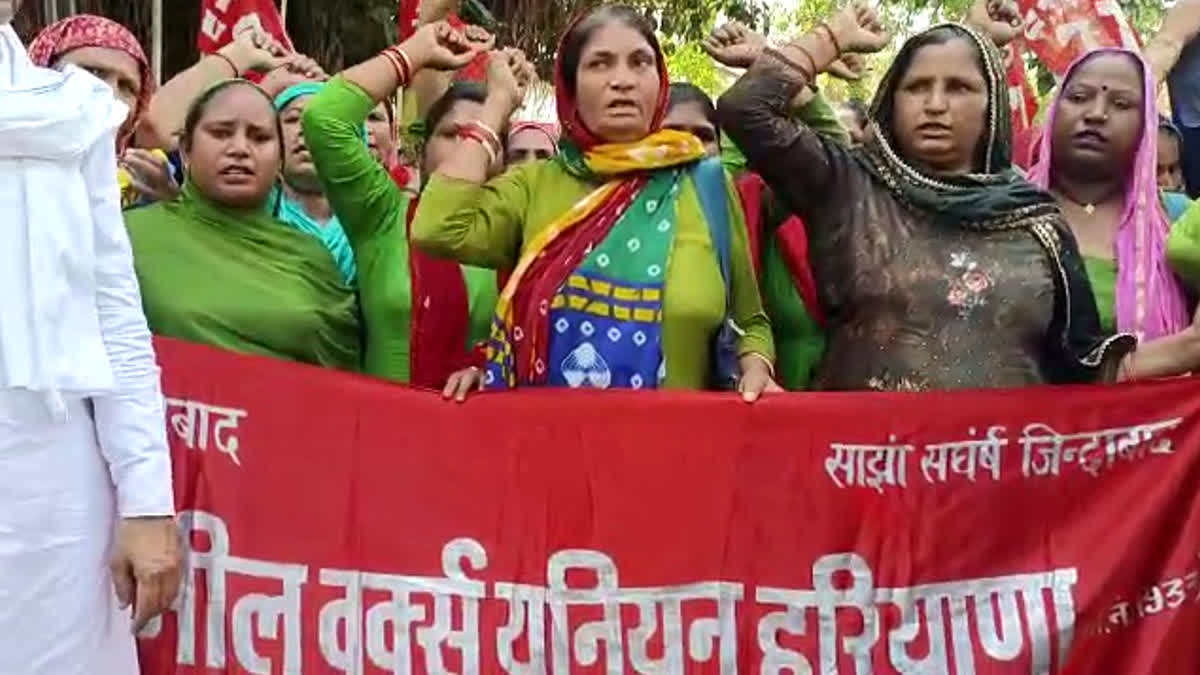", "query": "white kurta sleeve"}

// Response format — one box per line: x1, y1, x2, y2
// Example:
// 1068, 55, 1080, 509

86, 130, 175, 518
